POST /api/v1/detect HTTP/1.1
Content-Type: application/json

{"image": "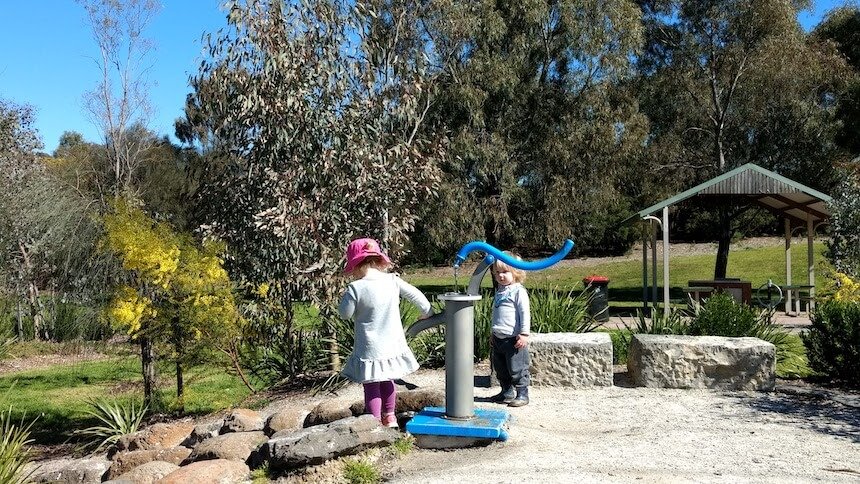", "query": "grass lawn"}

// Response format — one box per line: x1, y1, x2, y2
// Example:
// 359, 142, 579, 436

0, 346, 252, 445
